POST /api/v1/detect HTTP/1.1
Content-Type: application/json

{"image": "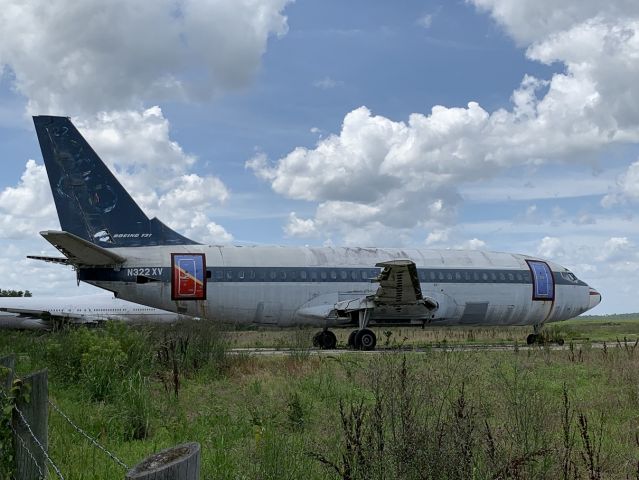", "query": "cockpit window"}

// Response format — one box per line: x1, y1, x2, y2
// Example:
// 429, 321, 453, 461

561, 271, 578, 283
